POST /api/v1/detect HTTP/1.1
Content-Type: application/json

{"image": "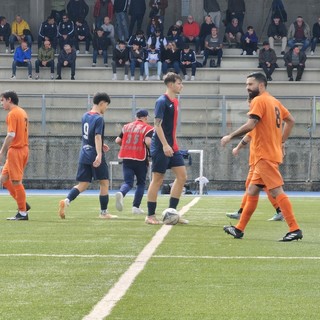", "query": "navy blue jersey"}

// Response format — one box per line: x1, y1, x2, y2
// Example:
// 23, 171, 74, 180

79, 111, 105, 164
